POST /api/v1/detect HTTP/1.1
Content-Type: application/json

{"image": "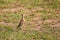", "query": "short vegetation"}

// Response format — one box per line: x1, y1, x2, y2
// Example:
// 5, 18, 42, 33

0, 0, 60, 40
